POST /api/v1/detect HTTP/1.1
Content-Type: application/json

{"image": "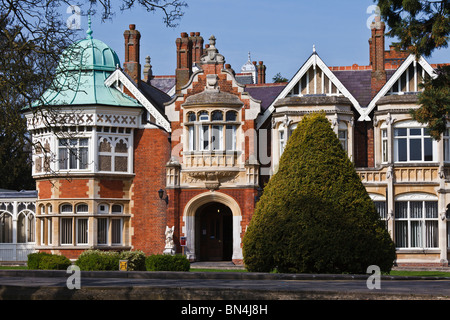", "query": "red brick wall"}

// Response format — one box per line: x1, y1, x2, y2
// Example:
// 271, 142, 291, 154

59, 179, 89, 198
37, 180, 52, 199
98, 179, 125, 198
131, 127, 171, 255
